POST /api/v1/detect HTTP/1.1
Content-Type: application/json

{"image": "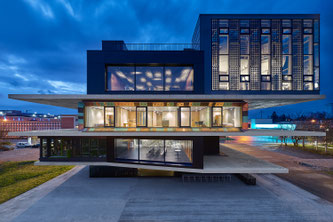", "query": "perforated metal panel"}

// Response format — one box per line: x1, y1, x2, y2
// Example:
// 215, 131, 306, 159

211, 19, 219, 90
292, 19, 303, 91
229, 20, 240, 90
271, 19, 282, 90
249, 20, 261, 90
